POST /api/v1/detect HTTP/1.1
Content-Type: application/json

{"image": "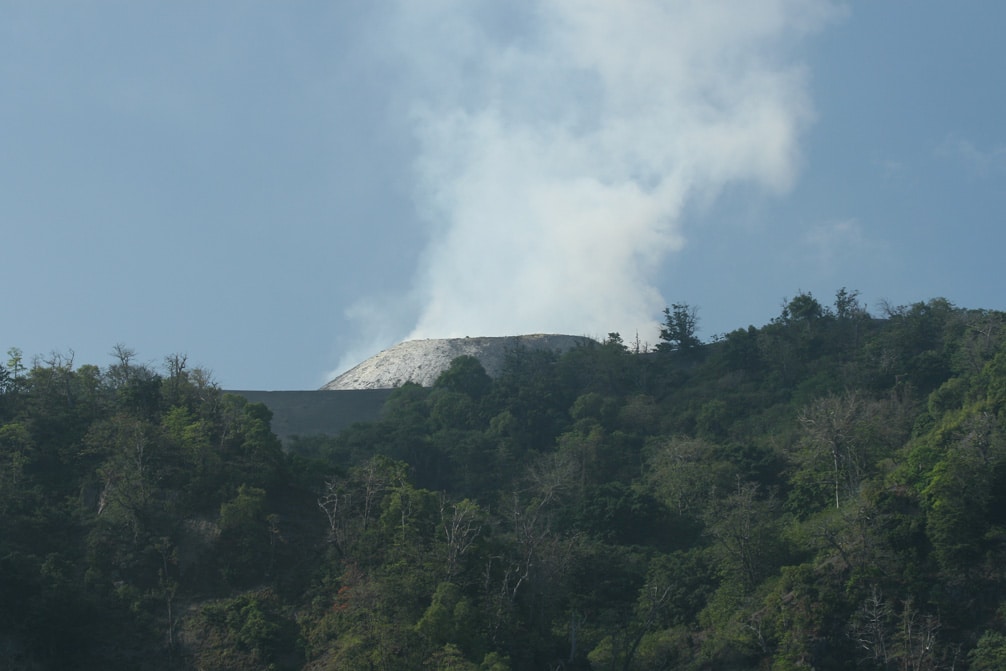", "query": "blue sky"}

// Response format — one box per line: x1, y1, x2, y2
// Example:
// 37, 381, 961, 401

2, 1, 1004, 390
